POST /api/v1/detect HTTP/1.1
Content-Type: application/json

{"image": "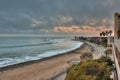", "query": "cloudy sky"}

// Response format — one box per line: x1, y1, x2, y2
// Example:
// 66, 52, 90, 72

0, 0, 119, 36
